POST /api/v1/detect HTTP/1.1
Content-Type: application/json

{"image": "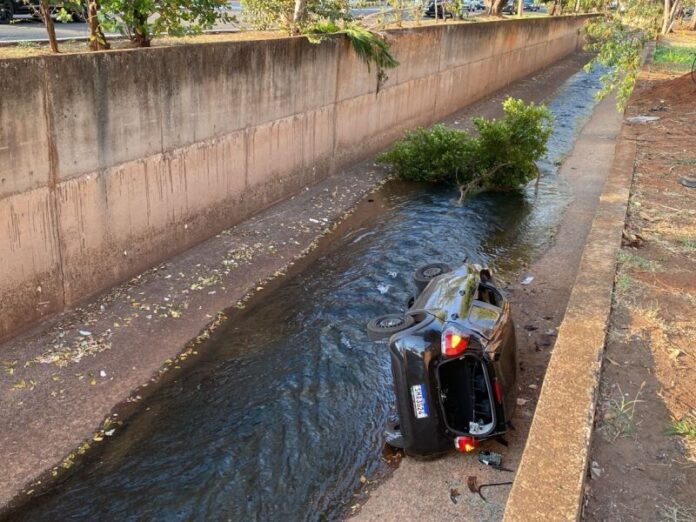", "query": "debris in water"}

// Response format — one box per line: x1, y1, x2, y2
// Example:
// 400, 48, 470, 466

377, 284, 390, 295
520, 276, 534, 285
387, 271, 398, 278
